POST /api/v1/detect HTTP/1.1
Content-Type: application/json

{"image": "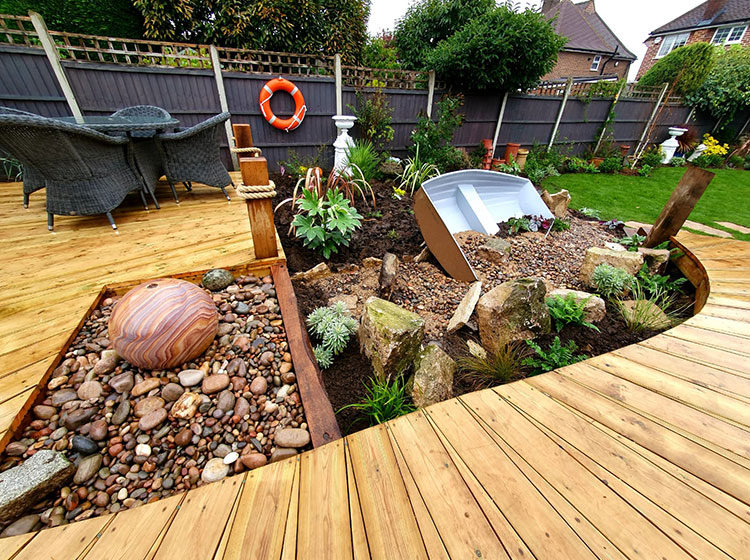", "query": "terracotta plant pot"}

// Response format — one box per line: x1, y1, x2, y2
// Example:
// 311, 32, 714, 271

515, 148, 529, 170
482, 139, 493, 150
491, 158, 506, 170
619, 145, 631, 157
504, 142, 521, 163
591, 157, 604, 167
